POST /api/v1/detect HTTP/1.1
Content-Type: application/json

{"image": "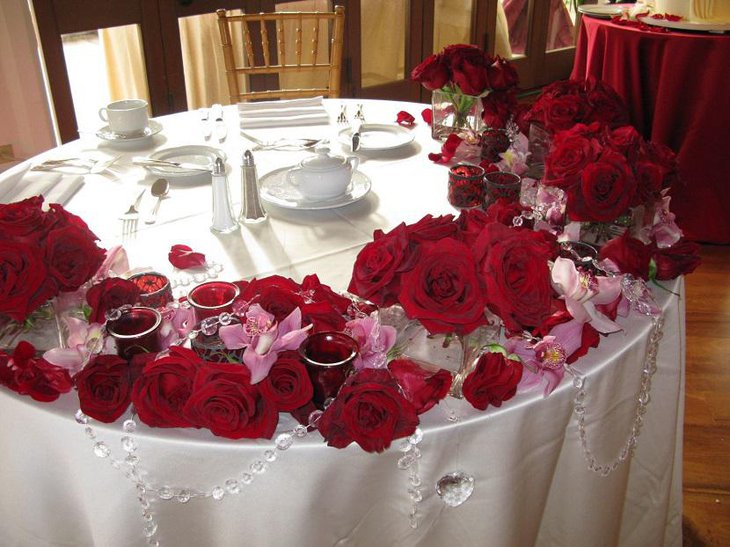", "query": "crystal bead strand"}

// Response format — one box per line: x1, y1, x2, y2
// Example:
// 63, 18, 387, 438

169, 261, 225, 291
397, 427, 424, 529
568, 314, 664, 476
